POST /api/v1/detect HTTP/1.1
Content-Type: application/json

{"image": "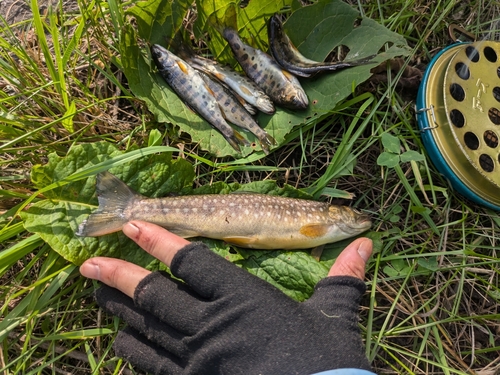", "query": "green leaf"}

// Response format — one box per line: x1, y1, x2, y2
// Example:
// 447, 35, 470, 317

148, 129, 163, 147
383, 258, 411, 277
61, 100, 76, 133
126, 0, 191, 45
239, 251, 328, 301
377, 152, 399, 168
418, 257, 439, 272
400, 150, 425, 163
120, 0, 410, 157
381, 133, 401, 154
